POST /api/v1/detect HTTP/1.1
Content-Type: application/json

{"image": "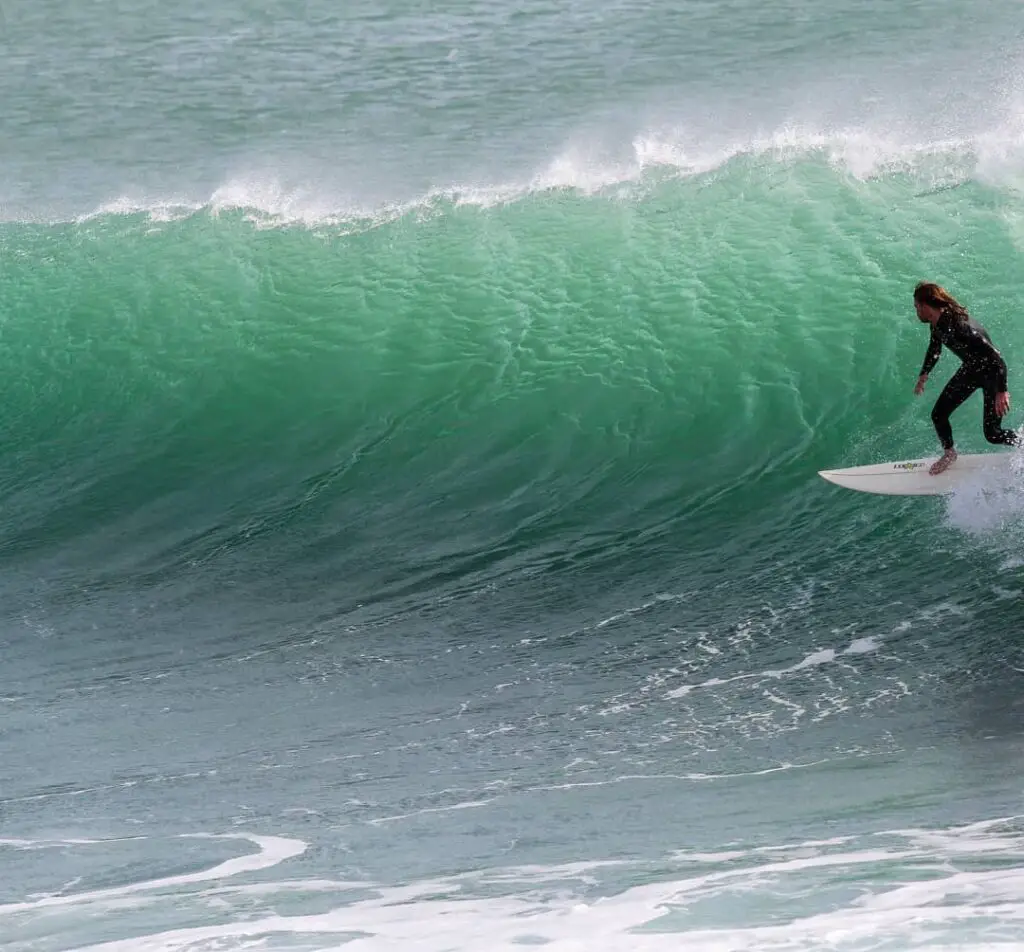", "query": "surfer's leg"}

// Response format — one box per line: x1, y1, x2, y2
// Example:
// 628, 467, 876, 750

982, 379, 1019, 445
931, 367, 977, 450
